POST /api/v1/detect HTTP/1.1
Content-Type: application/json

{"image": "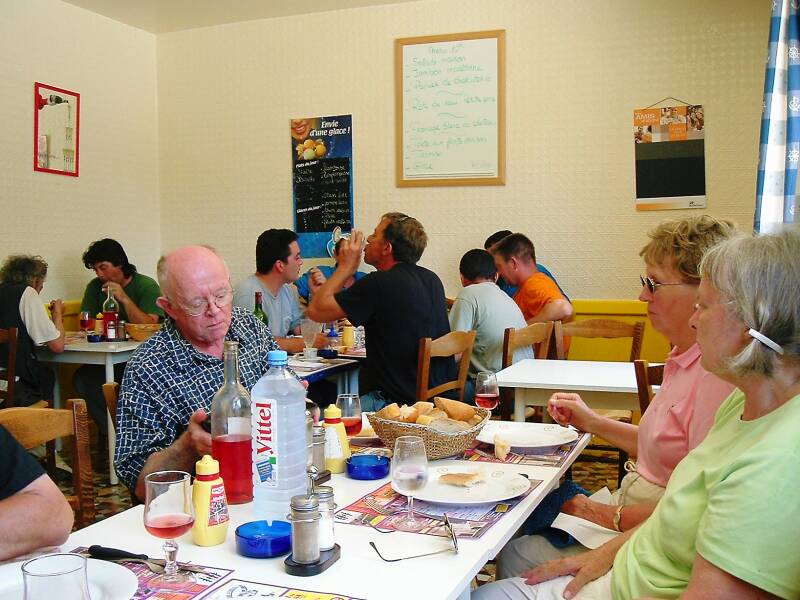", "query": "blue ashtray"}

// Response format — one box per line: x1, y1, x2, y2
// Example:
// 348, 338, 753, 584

235, 520, 292, 558
318, 348, 339, 359
86, 334, 103, 343
347, 454, 390, 480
